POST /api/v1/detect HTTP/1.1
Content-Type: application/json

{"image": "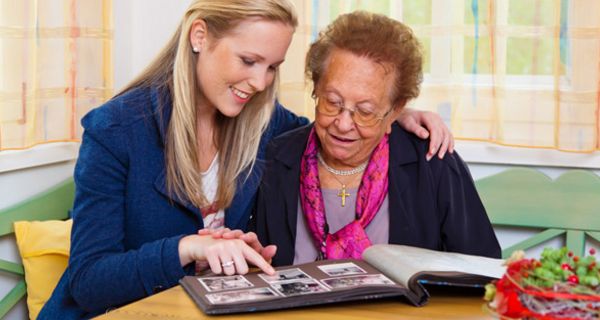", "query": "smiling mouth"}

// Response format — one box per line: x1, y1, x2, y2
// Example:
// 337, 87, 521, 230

330, 134, 356, 143
230, 86, 251, 100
